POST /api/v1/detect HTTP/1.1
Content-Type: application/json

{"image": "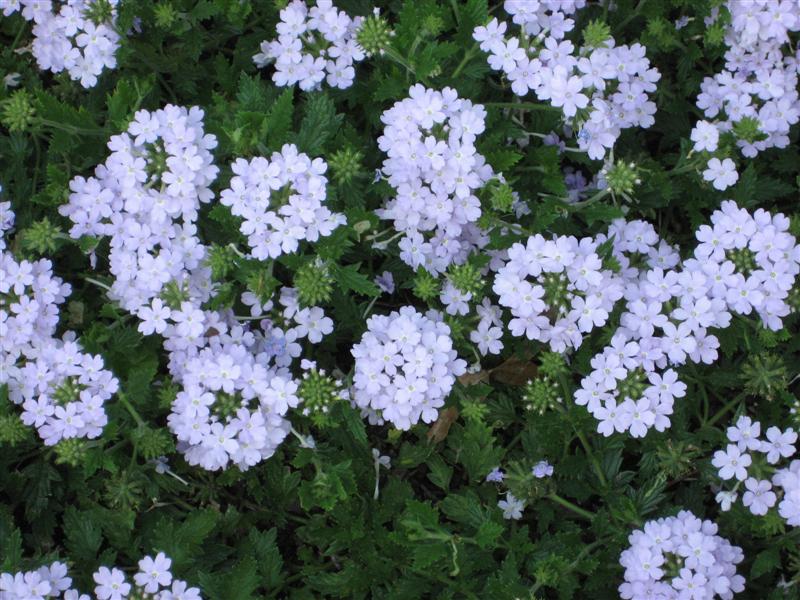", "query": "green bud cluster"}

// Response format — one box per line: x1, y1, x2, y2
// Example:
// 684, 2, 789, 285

299, 369, 343, 427
741, 353, 787, 401
533, 555, 570, 589
133, 426, 175, 460
161, 279, 191, 310
413, 269, 439, 302
447, 262, 482, 296
443, 314, 465, 343
295, 260, 334, 307
145, 143, 170, 180
603, 160, 641, 196
0, 414, 29, 445
489, 182, 515, 213
583, 20, 612, 49
82, 0, 114, 25
54, 438, 88, 467
421, 15, 444, 37
208, 244, 238, 280
661, 552, 684, 580
52, 377, 84, 405
213, 392, 243, 421
522, 377, 562, 415
539, 352, 568, 379
1, 90, 36, 133
21, 218, 61, 255
328, 147, 363, 184
357, 12, 393, 57
460, 398, 490, 422
704, 22, 727, 47
725, 247, 757, 275
104, 469, 144, 510
617, 368, 647, 401
732, 117, 768, 144
541, 272, 571, 317
154, 2, 180, 29
158, 380, 179, 411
